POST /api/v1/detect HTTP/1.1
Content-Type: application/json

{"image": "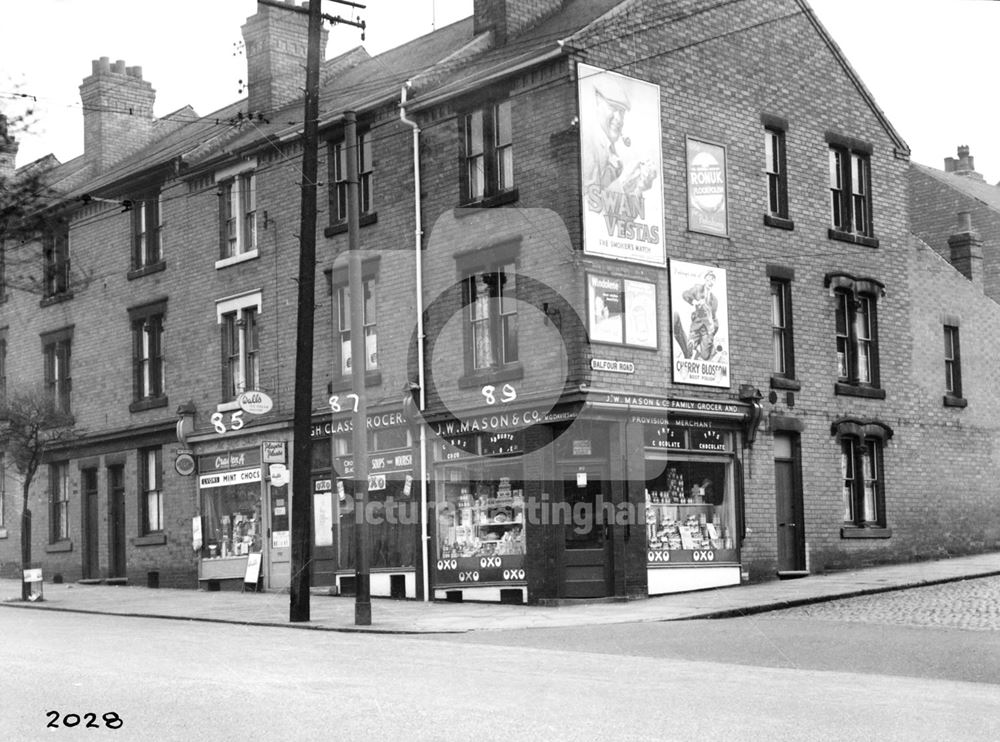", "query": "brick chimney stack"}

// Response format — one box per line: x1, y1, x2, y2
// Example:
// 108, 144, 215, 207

944, 145, 985, 182
0, 114, 18, 179
474, 0, 564, 46
79, 58, 155, 174
948, 211, 984, 289
241, 0, 328, 115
